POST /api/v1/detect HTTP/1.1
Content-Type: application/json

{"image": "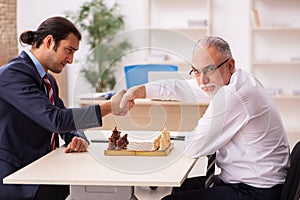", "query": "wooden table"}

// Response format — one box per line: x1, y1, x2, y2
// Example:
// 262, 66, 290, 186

4, 130, 197, 200
78, 98, 209, 131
